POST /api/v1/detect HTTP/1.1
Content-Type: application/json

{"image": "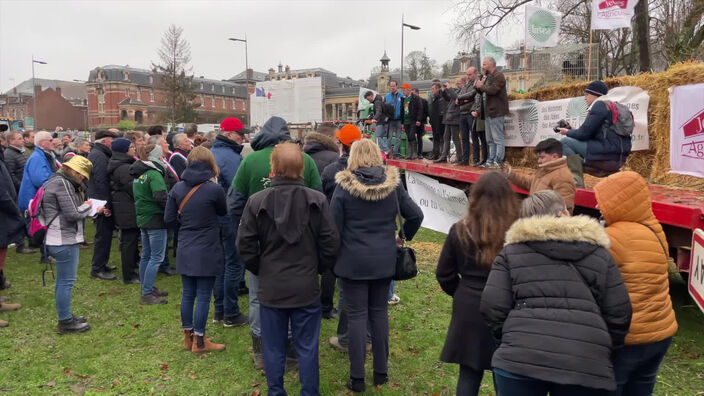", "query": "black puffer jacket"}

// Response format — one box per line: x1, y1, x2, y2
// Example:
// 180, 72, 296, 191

0, 161, 24, 248
87, 143, 113, 207
331, 166, 423, 280
3, 145, 27, 192
481, 215, 632, 391
303, 132, 339, 177
108, 151, 137, 229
